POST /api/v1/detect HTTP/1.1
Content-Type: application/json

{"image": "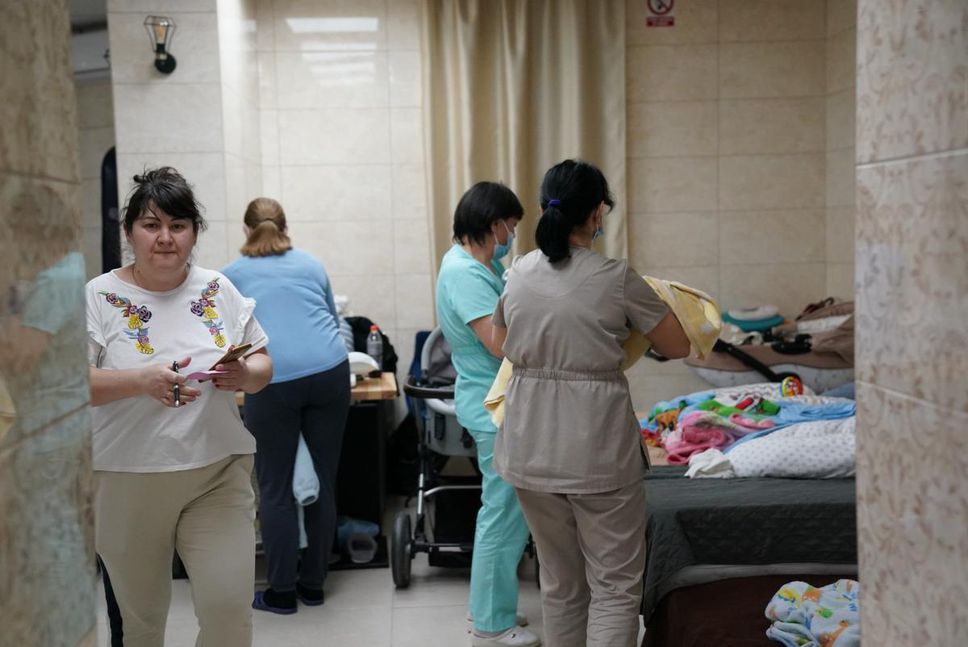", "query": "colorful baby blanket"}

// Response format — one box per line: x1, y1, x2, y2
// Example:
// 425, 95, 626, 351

765, 579, 860, 647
